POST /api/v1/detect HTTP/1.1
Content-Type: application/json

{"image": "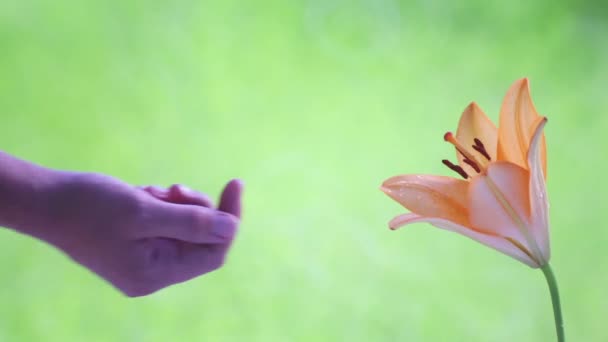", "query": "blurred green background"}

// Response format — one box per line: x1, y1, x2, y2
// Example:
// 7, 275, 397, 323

1, 0, 607, 341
